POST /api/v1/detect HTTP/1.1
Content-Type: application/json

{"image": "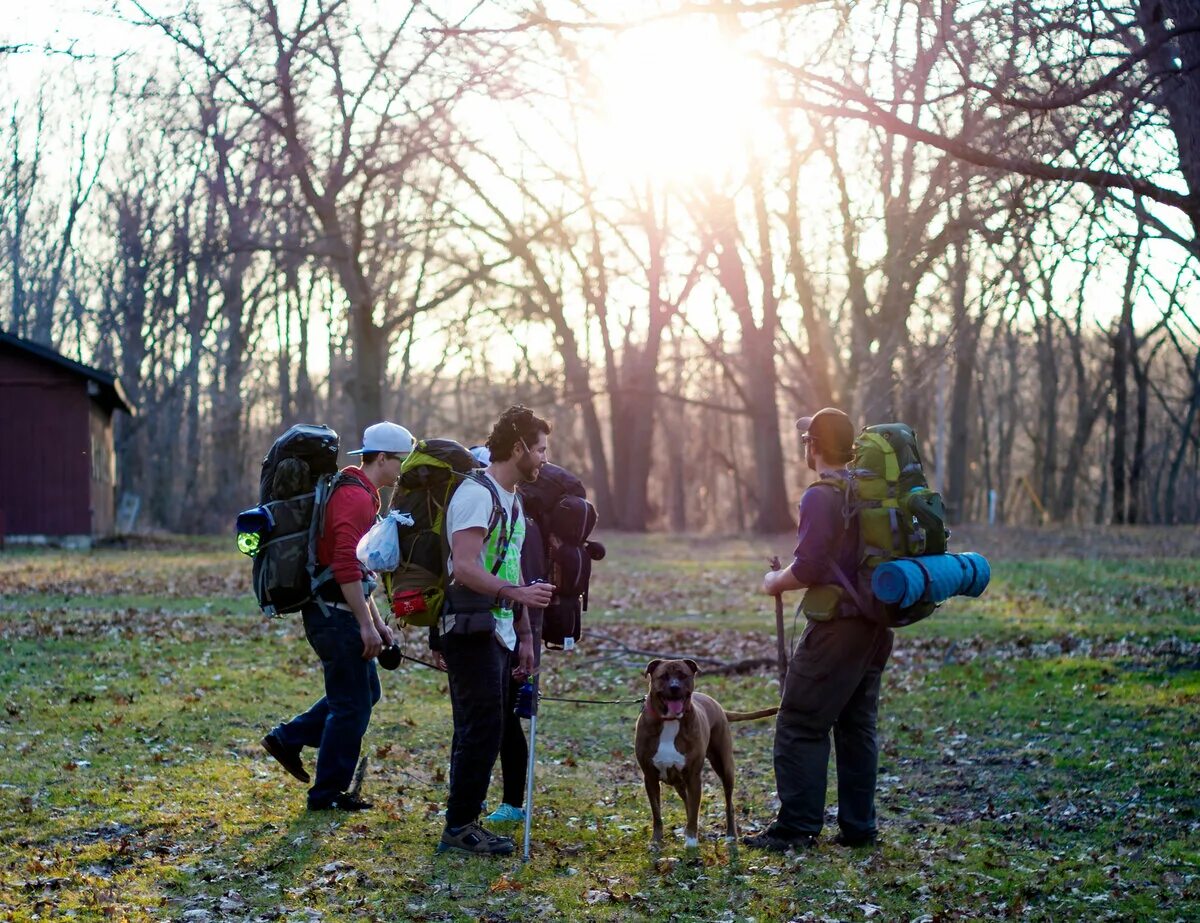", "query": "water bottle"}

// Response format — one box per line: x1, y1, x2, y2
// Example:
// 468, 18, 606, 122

515, 680, 535, 718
